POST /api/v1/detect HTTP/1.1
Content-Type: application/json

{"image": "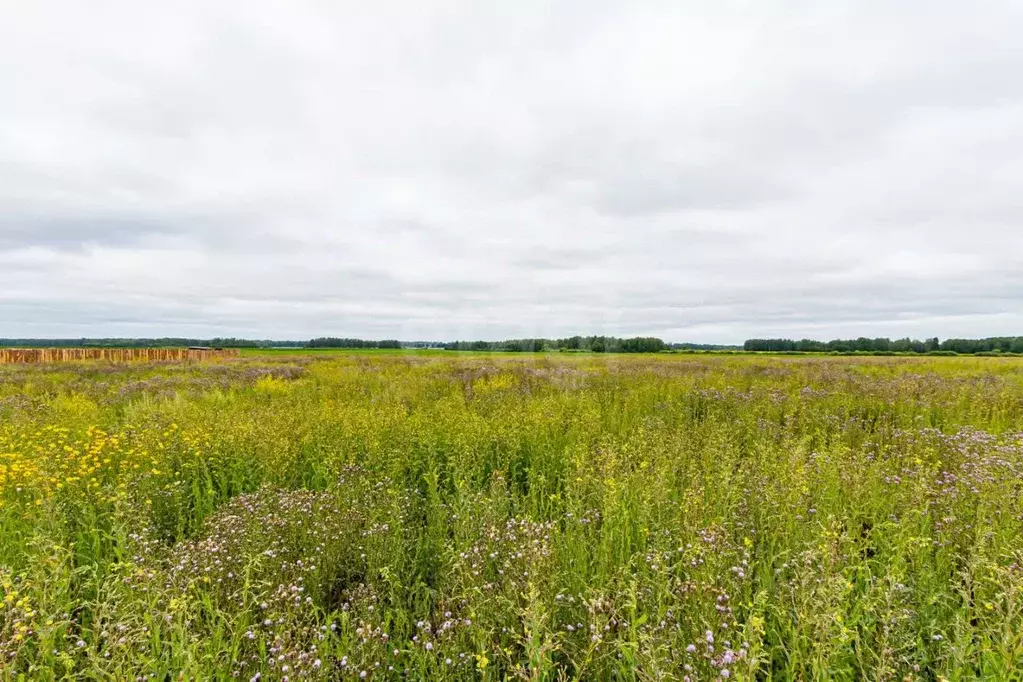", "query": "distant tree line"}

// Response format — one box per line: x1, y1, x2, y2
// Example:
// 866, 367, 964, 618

12, 335, 1019, 355
442, 336, 670, 353
670, 342, 742, 351
744, 337, 1023, 354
